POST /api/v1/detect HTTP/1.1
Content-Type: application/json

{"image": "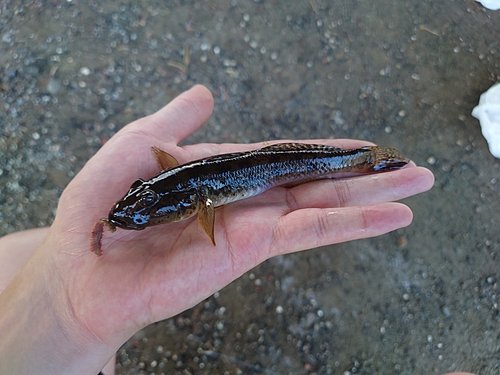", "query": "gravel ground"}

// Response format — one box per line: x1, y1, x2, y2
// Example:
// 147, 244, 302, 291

1, 1, 500, 374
